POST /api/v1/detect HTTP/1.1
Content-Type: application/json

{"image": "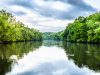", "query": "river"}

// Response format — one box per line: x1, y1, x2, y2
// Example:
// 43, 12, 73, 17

0, 40, 100, 75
